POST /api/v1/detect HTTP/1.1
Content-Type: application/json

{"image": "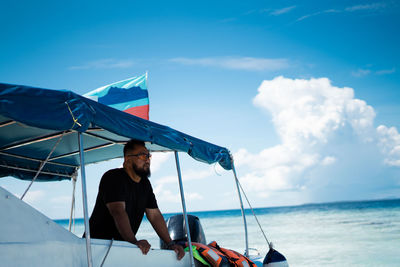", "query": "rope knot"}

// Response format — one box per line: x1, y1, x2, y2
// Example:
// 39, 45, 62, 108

65, 101, 82, 128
